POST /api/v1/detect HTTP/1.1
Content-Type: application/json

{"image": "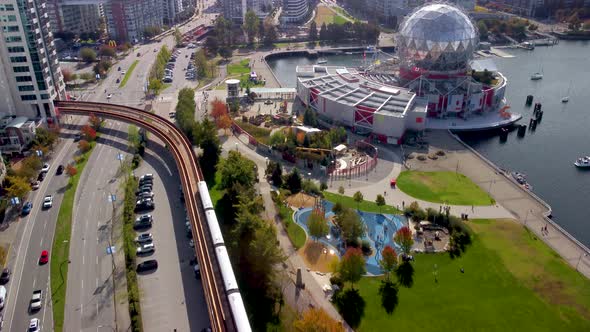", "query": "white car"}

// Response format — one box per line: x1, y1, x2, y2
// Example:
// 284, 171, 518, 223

107, 93, 113, 99
31, 181, 40, 190
30, 290, 42, 312
29, 318, 41, 332
189, 239, 194, 248
43, 195, 53, 209
136, 233, 153, 243
121, 70, 126, 75
41, 163, 50, 173
136, 243, 155, 255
